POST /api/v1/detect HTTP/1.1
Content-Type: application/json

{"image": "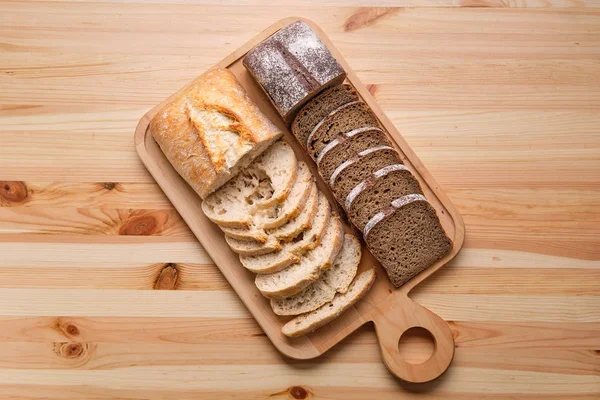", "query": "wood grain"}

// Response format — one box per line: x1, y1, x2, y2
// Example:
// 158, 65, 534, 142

0, 0, 598, 398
